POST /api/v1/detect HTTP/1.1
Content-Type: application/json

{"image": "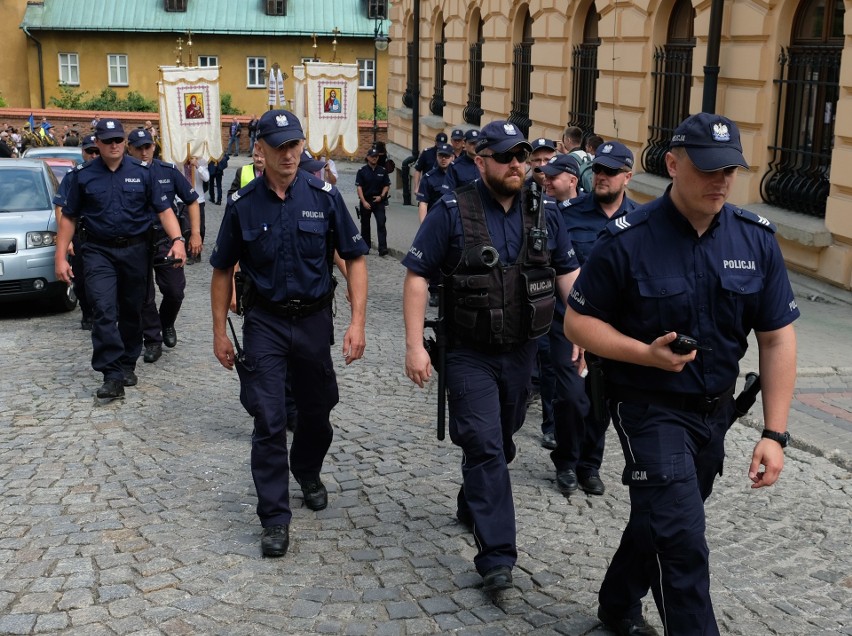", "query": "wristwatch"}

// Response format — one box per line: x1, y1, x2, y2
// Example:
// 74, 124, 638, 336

171, 236, 186, 245
761, 429, 790, 448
